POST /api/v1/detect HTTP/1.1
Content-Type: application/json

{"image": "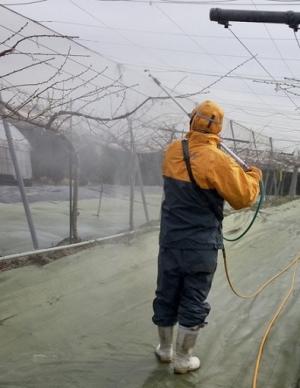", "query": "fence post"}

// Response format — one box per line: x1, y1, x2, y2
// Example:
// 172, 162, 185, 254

135, 152, 150, 223
96, 181, 104, 218
3, 119, 39, 249
251, 130, 259, 160
271, 169, 278, 195
128, 119, 135, 230
69, 146, 73, 243
72, 153, 79, 241
264, 169, 270, 195
289, 165, 299, 197
117, 63, 150, 227
229, 120, 237, 152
